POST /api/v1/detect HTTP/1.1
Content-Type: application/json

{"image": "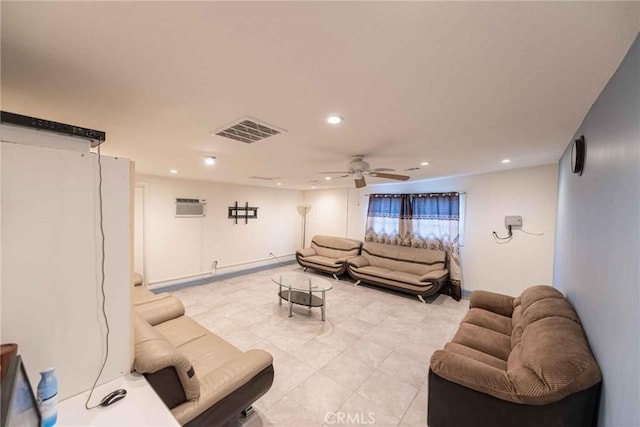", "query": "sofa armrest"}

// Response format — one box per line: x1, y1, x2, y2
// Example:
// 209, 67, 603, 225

170, 349, 274, 425
133, 272, 144, 287
430, 350, 516, 402
347, 256, 370, 268
419, 269, 449, 282
296, 248, 316, 258
335, 254, 360, 264
133, 315, 200, 401
470, 290, 515, 317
